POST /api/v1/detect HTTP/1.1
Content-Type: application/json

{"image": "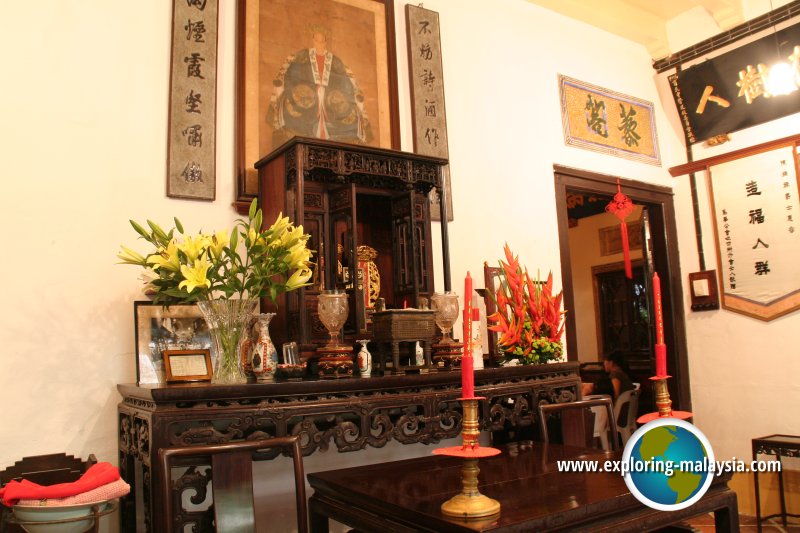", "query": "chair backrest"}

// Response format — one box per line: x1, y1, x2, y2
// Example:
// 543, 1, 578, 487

614, 388, 641, 442
159, 435, 308, 533
538, 398, 619, 452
